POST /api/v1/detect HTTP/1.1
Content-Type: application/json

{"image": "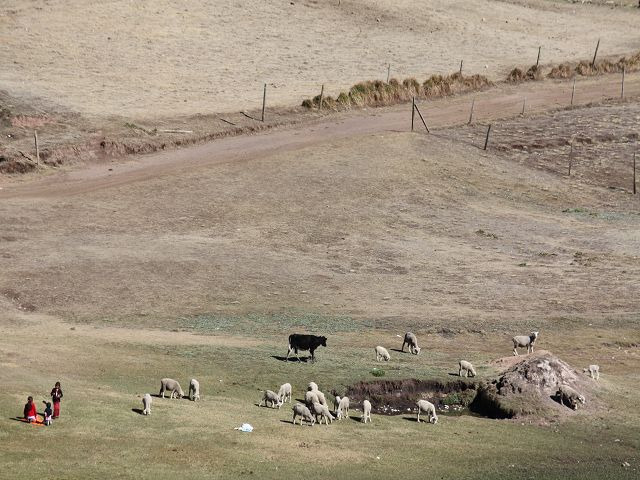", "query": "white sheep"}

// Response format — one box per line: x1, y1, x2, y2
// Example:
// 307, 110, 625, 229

362, 399, 372, 423
512, 331, 539, 356
277, 383, 292, 403
583, 365, 600, 380
556, 385, 586, 410
304, 390, 319, 407
402, 332, 421, 355
189, 378, 200, 401
336, 396, 350, 420
311, 402, 335, 425
416, 400, 438, 424
334, 395, 341, 414
375, 346, 391, 362
292, 403, 316, 426
260, 390, 283, 409
142, 393, 152, 415
159, 378, 184, 399
315, 390, 328, 407
307, 382, 319, 392
459, 360, 476, 378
